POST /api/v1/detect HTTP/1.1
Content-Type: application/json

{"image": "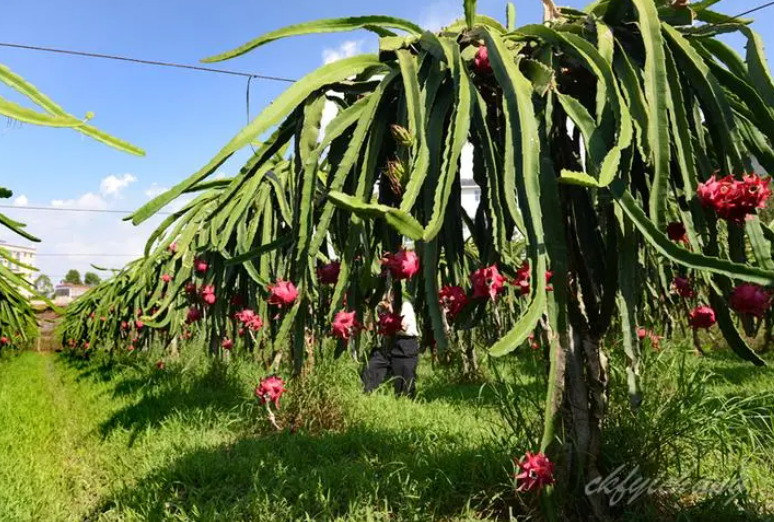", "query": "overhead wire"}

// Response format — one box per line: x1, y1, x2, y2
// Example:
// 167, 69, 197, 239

0, 205, 172, 215
0, 41, 296, 83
